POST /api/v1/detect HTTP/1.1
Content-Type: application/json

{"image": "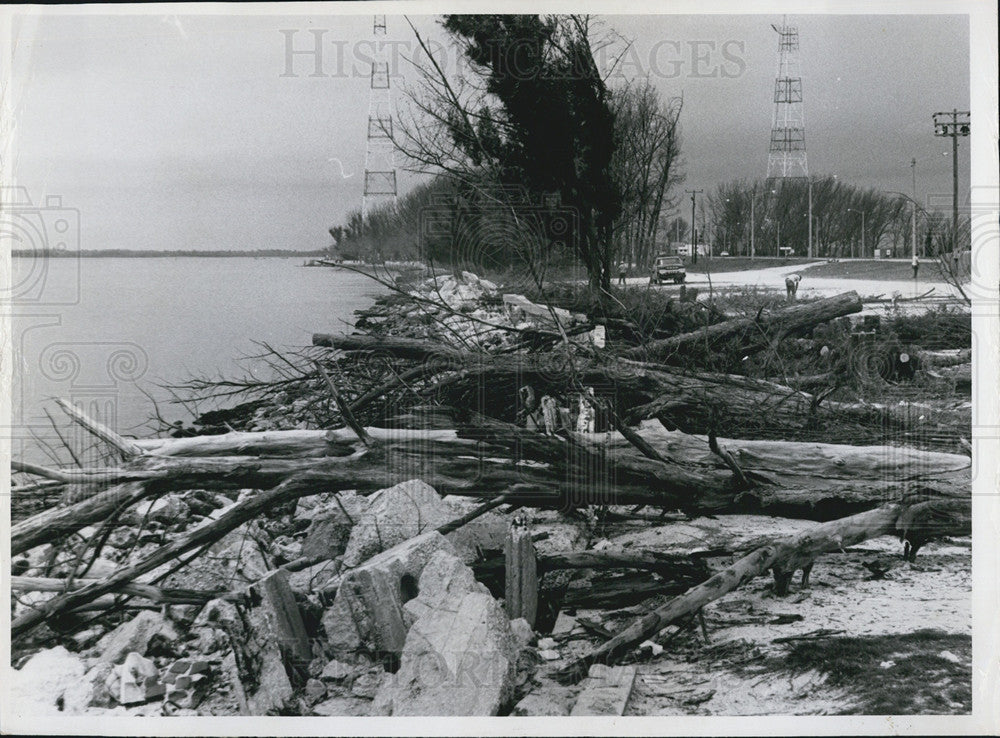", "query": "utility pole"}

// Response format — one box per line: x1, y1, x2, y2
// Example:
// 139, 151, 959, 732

807, 178, 813, 258
687, 189, 703, 264
750, 194, 756, 261
933, 109, 970, 253
911, 158, 918, 258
